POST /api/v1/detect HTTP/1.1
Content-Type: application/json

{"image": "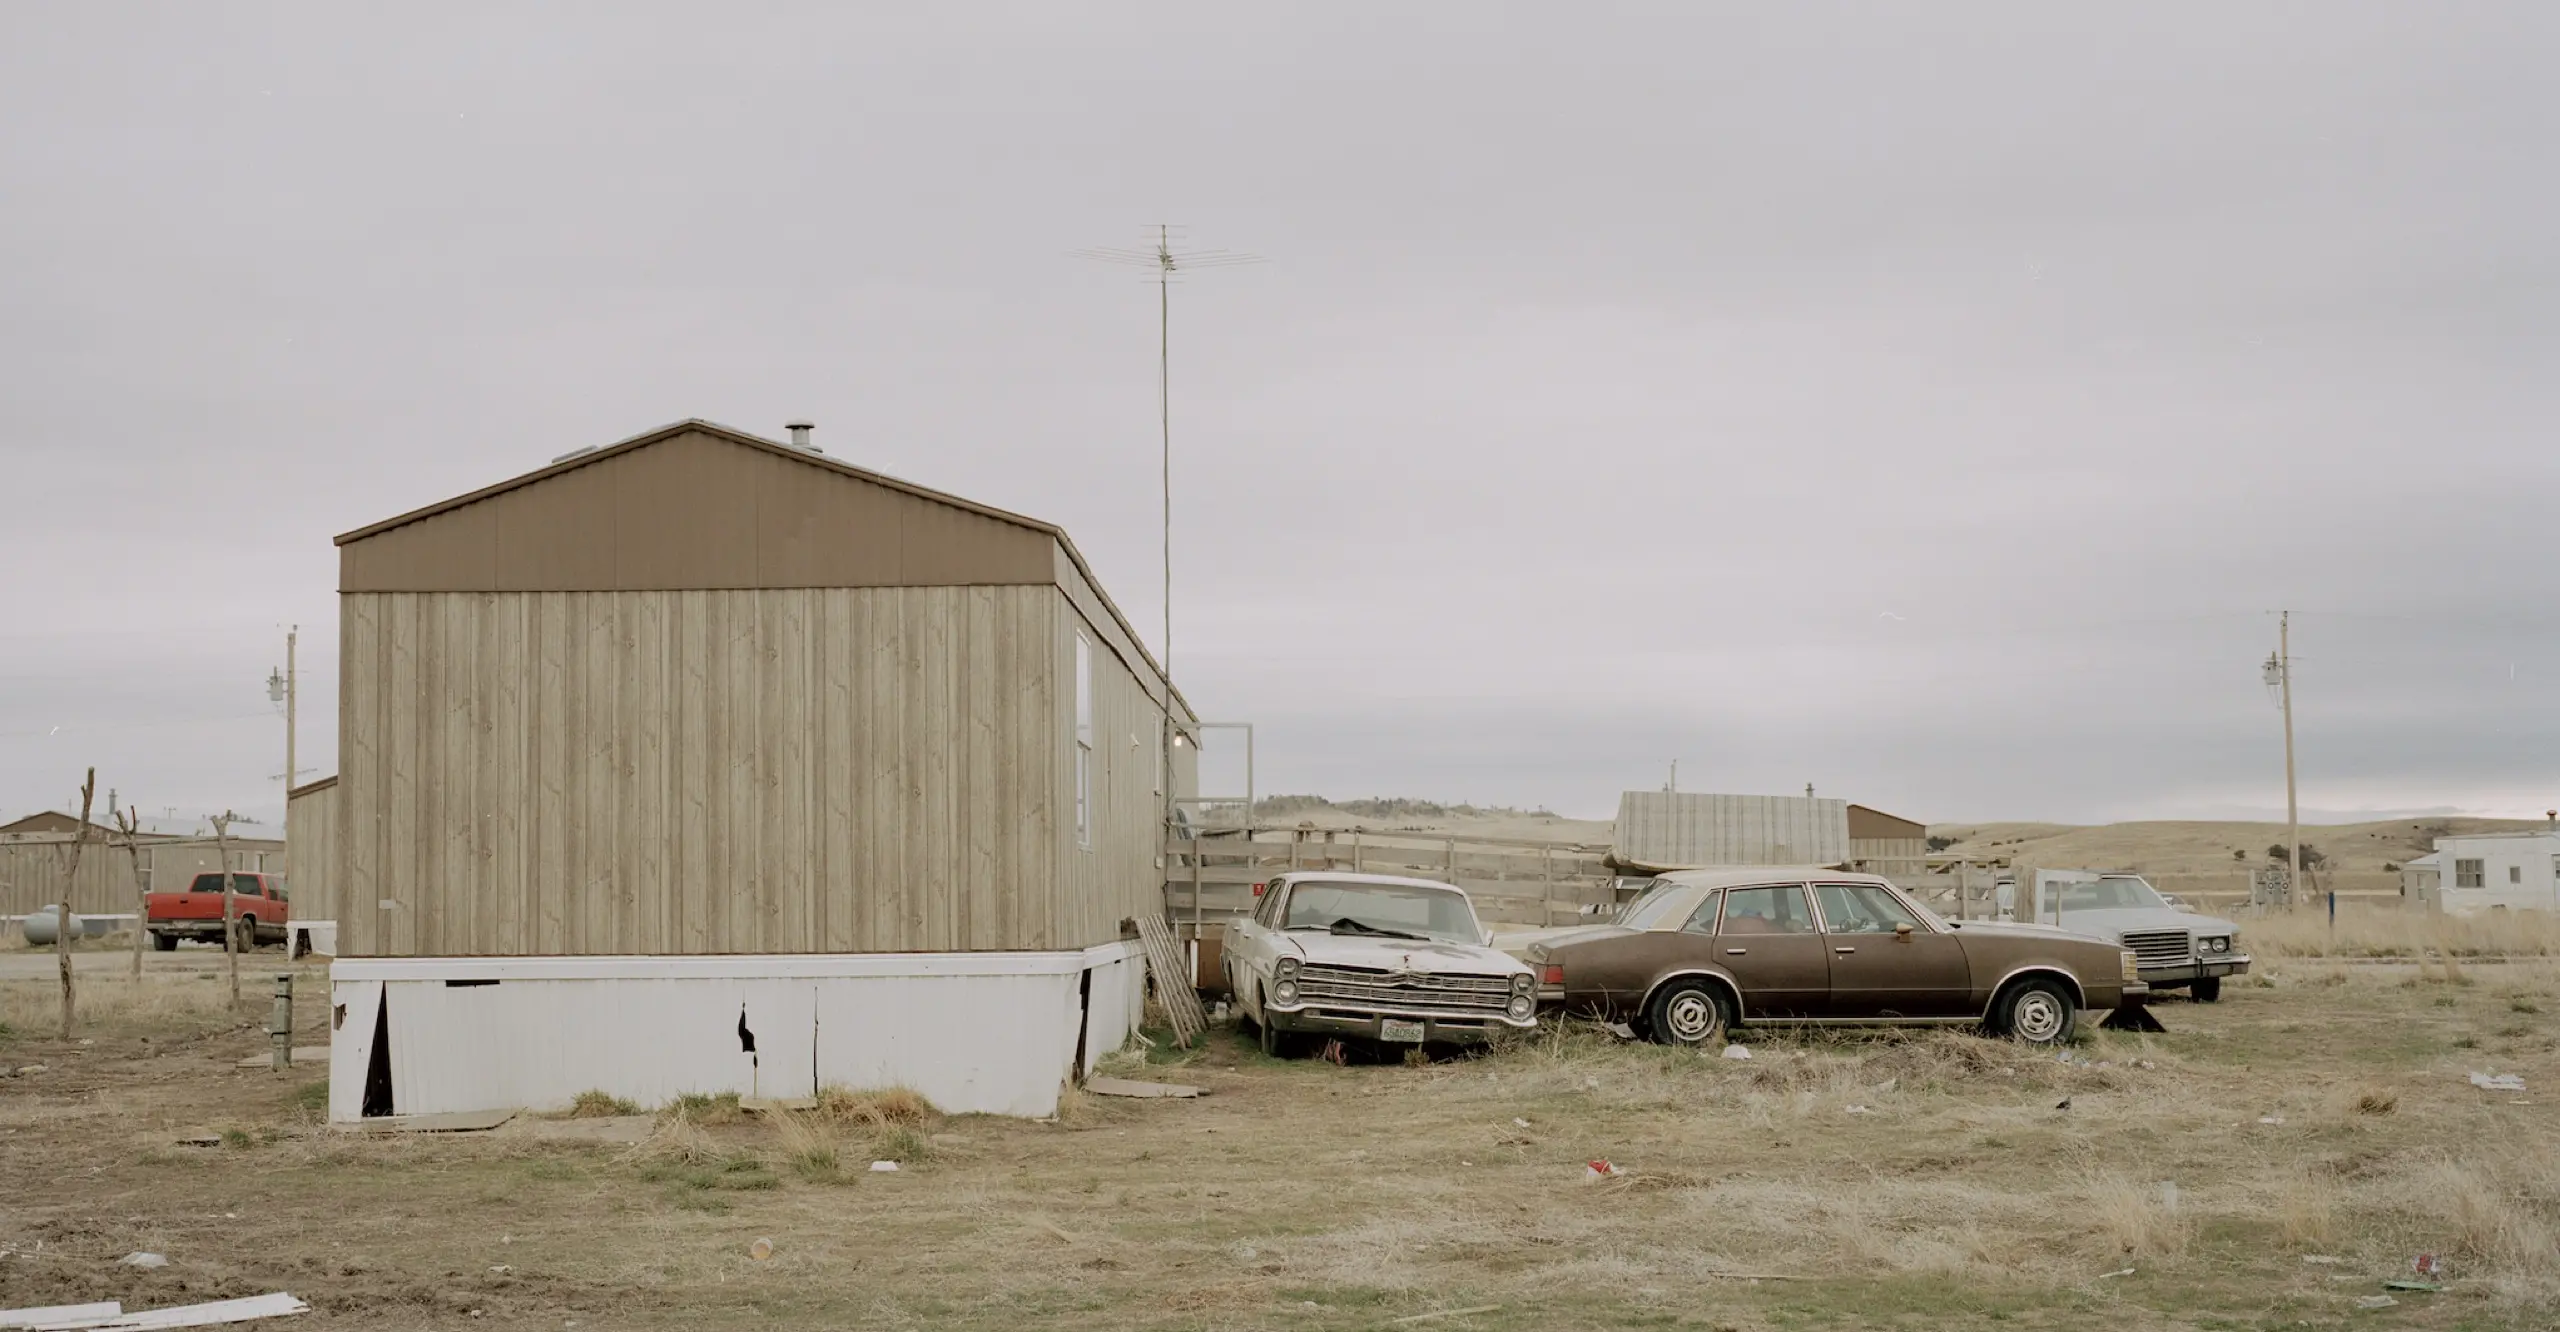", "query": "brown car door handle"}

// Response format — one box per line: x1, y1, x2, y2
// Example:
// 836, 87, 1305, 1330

1834, 946, 1856, 954
1723, 948, 1747, 956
